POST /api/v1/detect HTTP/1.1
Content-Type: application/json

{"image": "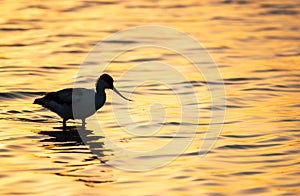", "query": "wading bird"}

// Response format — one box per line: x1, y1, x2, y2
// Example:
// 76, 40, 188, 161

34, 74, 132, 128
